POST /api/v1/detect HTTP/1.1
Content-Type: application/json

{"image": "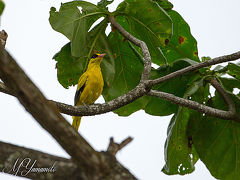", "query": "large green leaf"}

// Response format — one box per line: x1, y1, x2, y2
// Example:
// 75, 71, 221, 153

49, 1, 108, 57
145, 59, 199, 116
103, 30, 149, 116
53, 42, 86, 88
160, 10, 199, 63
53, 20, 115, 88
151, 0, 199, 63
190, 90, 240, 180
115, 0, 173, 65
163, 107, 199, 175
162, 78, 206, 175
